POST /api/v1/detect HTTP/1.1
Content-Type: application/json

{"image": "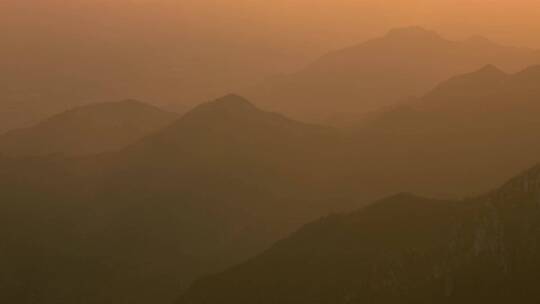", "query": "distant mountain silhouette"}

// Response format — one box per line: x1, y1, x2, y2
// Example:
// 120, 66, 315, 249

0, 75, 116, 133
349, 64, 540, 197
127, 94, 338, 160
0, 99, 178, 156
178, 164, 540, 304
244, 26, 540, 124
2, 89, 540, 304
0, 95, 350, 304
